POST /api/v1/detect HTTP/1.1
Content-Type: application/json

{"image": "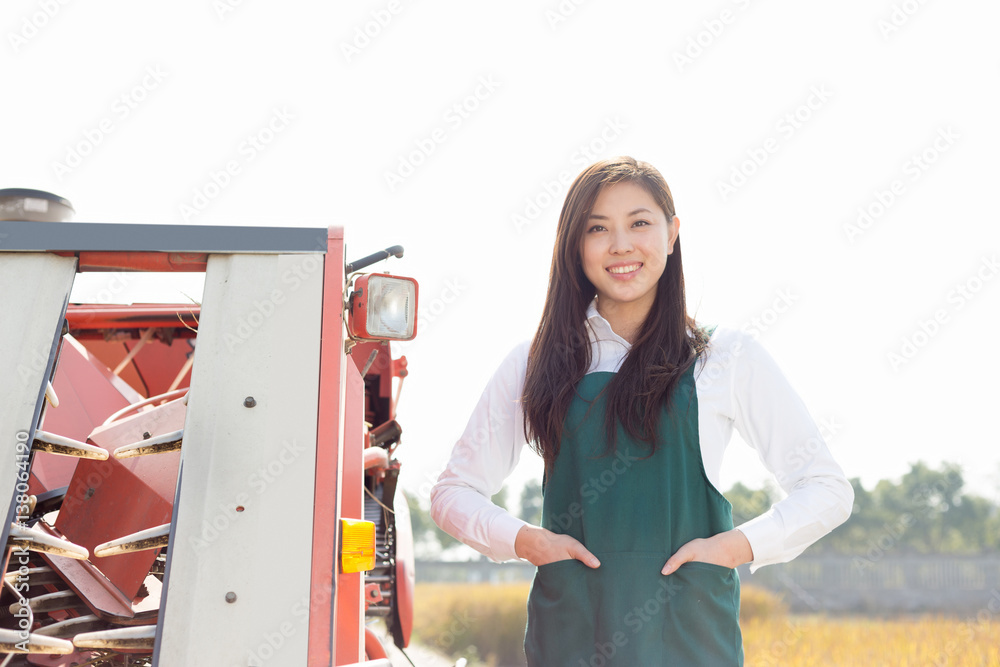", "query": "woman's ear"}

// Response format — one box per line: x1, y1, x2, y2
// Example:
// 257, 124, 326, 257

667, 215, 681, 255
